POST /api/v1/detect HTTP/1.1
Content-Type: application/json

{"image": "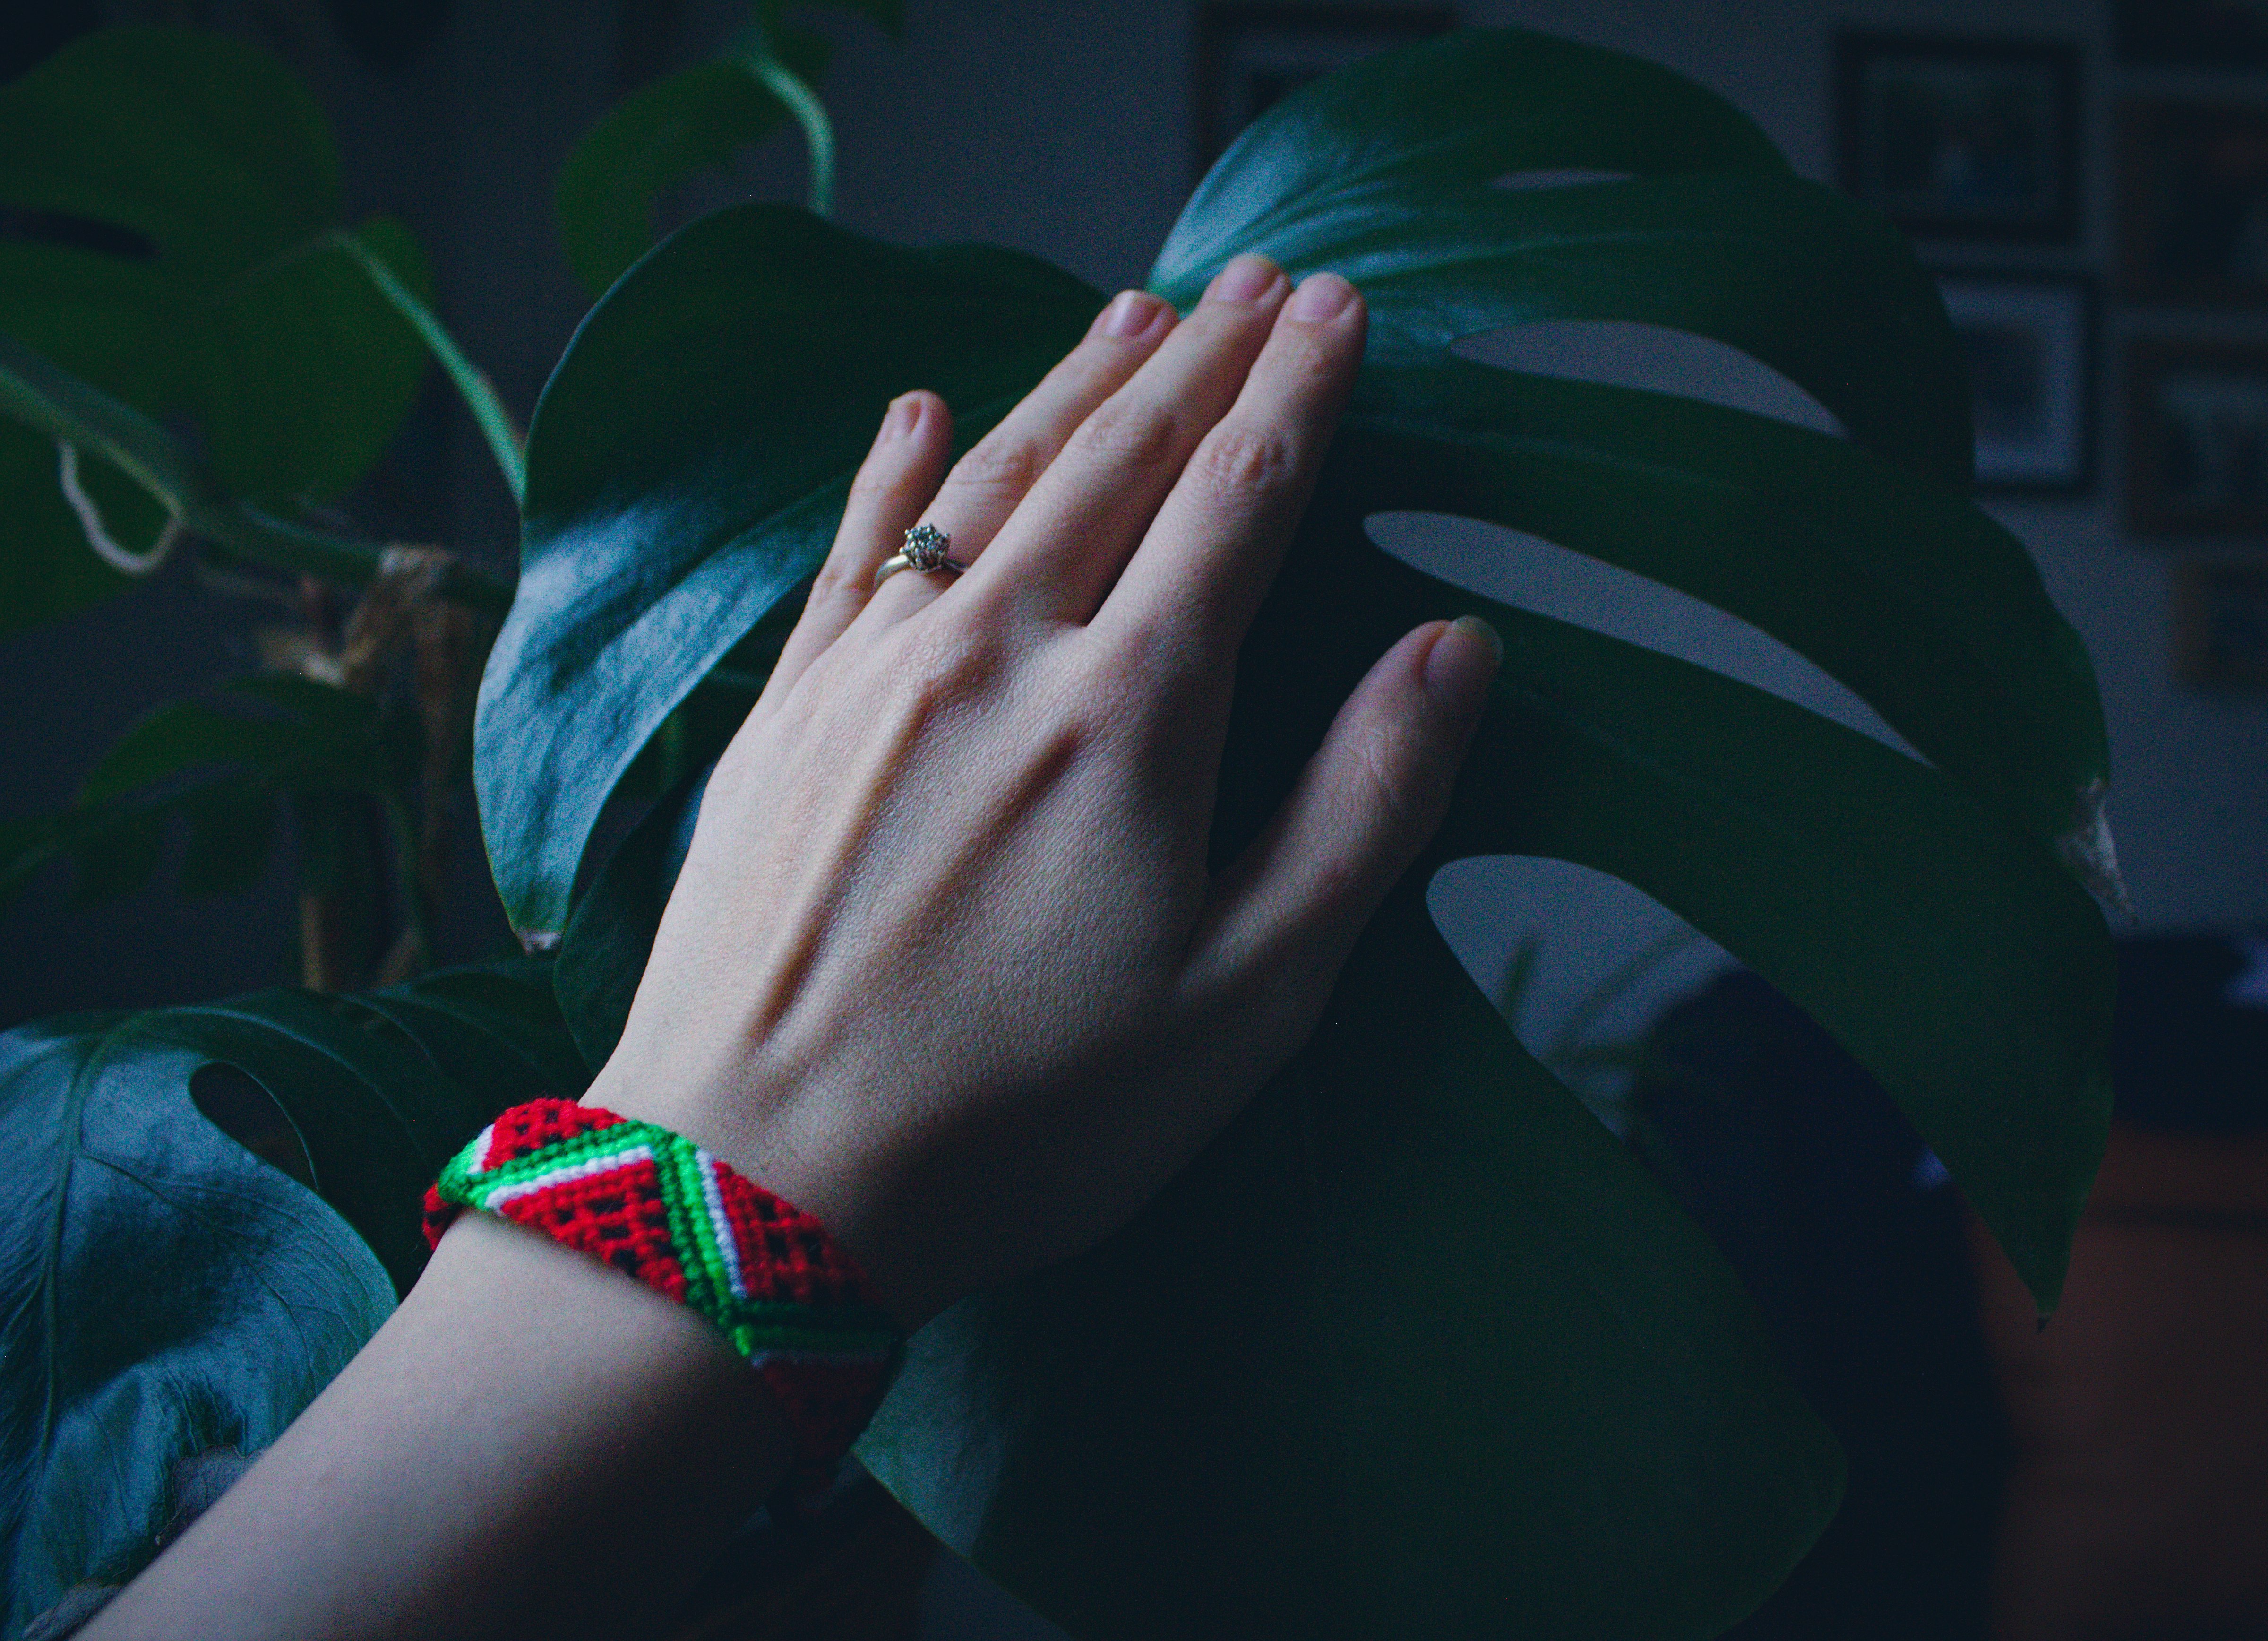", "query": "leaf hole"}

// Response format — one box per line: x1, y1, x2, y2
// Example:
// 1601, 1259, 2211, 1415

1454, 321, 1845, 438
1365, 510, 1914, 755
189, 1064, 318, 1192
1427, 856, 1734, 1131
